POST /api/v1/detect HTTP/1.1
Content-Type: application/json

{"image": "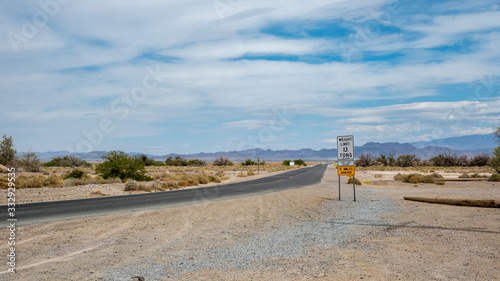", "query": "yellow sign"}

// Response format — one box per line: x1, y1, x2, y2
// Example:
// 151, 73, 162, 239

337, 166, 355, 176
